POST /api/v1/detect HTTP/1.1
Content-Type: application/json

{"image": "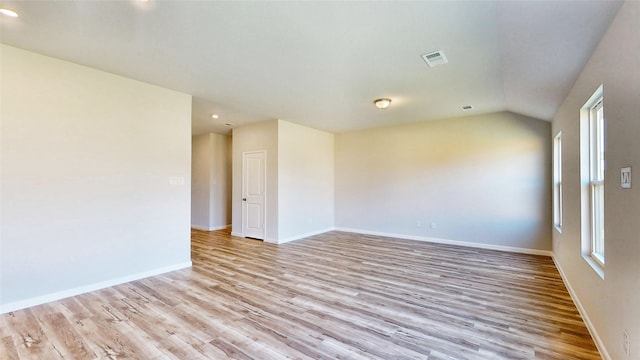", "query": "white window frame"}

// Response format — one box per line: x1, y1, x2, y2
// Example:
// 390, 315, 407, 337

580, 85, 605, 277
589, 99, 605, 266
553, 132, 562, 233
